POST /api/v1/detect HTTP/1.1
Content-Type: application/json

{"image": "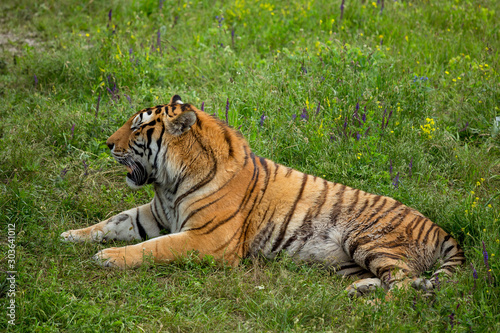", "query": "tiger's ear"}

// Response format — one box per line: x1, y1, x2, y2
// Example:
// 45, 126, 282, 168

167, 111, 196, 136
169, 95, 183, 104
